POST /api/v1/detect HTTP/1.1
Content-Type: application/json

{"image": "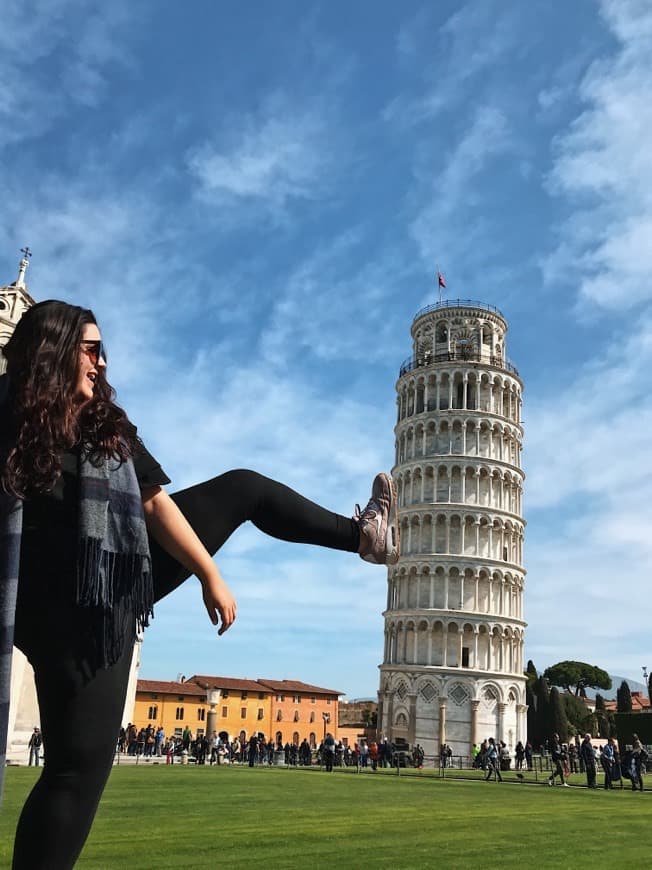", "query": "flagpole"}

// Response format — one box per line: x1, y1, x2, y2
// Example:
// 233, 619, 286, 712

437, 263, 442, 304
